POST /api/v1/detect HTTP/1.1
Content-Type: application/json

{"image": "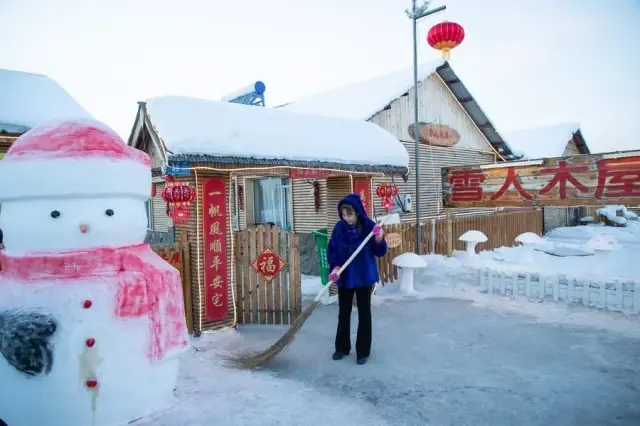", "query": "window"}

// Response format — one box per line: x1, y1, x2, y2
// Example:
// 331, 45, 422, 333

253, 177, 291, 230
